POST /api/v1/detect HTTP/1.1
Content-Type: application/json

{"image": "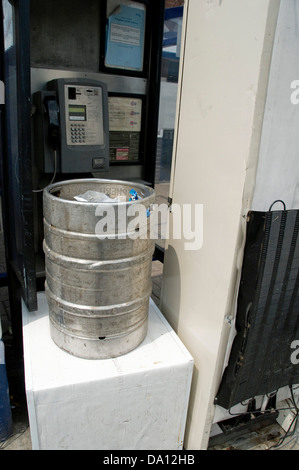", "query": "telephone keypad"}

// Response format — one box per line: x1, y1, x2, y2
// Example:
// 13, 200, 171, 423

70, 123, 86, 144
